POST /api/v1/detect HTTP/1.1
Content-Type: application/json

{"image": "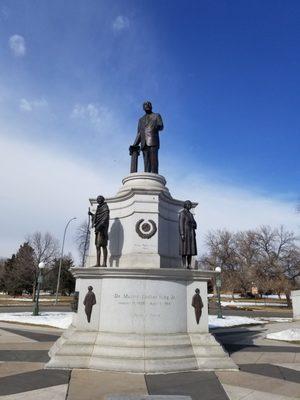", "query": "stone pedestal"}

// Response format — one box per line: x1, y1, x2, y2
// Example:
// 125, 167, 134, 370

46, 268, 237, 372
86, 173, 196, 269
291, 290, 300, 320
